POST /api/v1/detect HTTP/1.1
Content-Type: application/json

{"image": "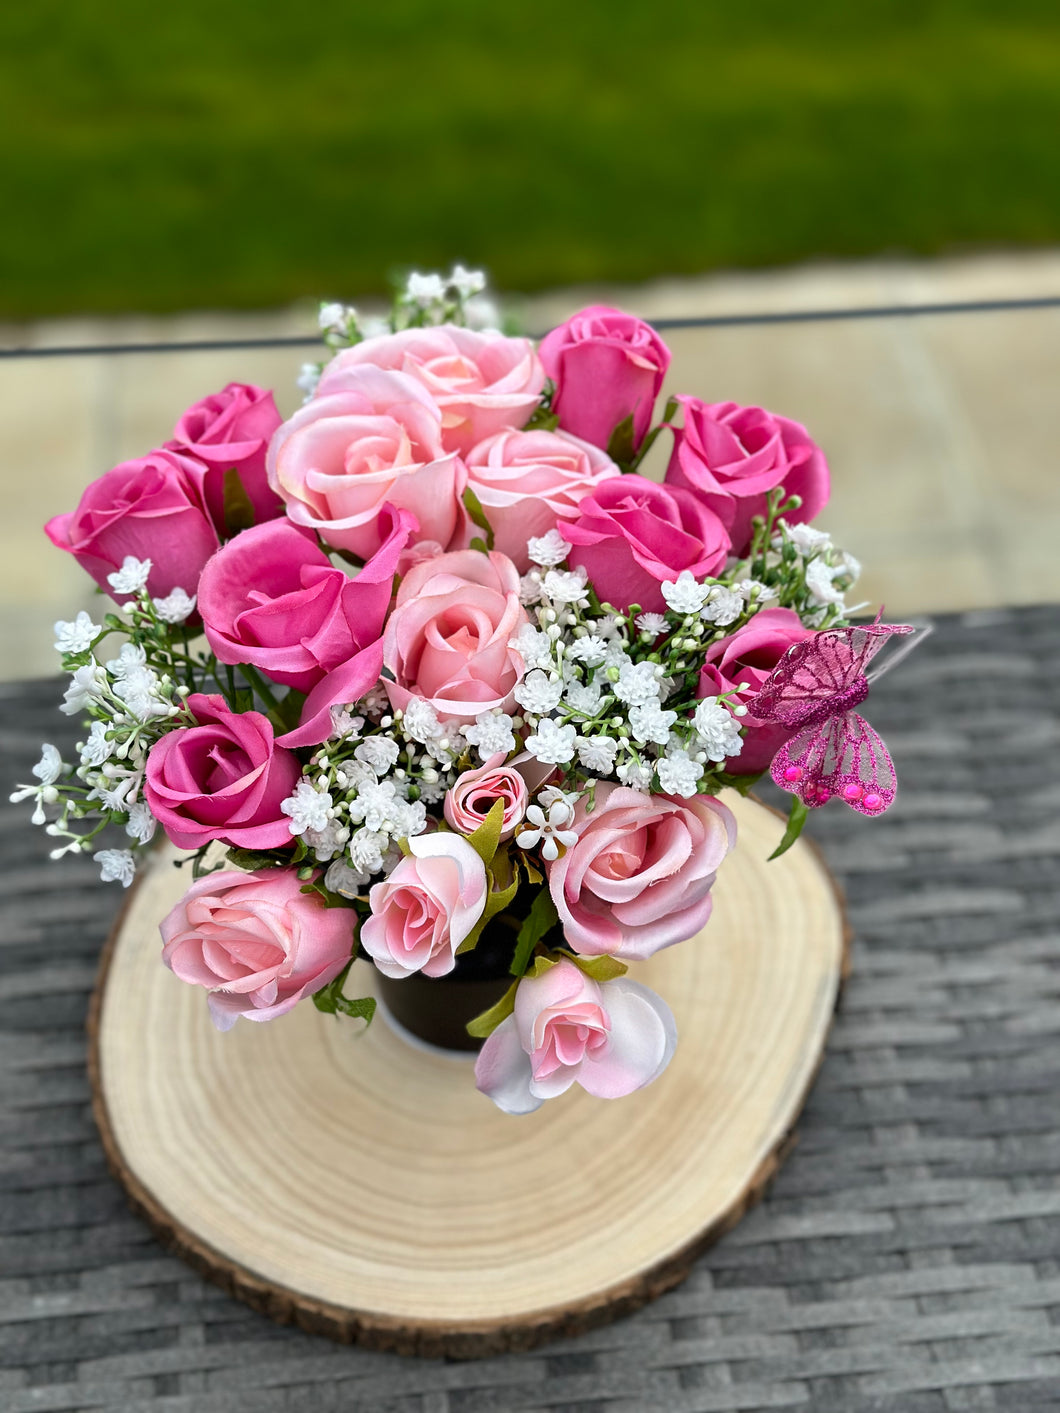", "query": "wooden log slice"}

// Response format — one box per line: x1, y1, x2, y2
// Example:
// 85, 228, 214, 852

88, 793, 849, 1358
